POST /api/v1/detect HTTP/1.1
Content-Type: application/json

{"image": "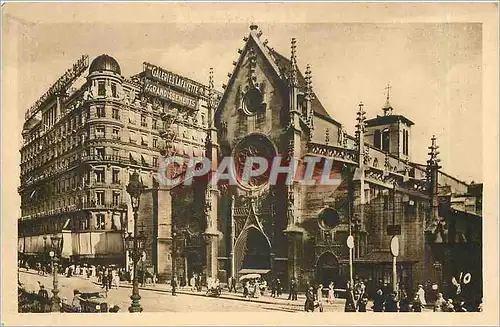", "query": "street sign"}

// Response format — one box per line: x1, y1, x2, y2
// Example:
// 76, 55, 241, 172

390, 236, 399, 257
347, 235, 355, 249
387, 224, 401, 236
